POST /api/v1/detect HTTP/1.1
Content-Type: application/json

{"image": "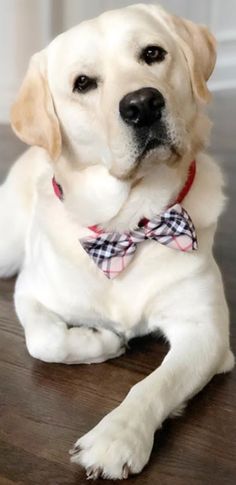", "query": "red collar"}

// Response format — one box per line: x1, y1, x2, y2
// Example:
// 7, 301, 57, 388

135, 160, 196, 229
52, 161, 196, 229
52, 177, 64, 200
175, 160, 196, 204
